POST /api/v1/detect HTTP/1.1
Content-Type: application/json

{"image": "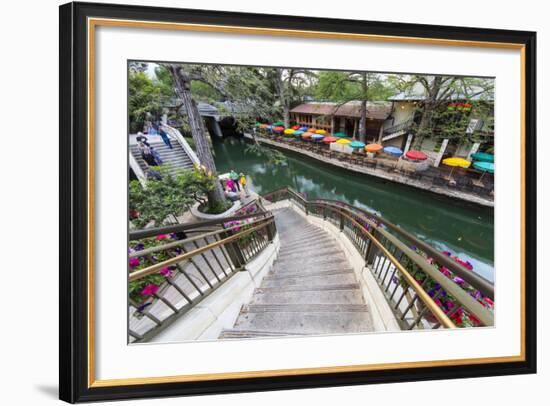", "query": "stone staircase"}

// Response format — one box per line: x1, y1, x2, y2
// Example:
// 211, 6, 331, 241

130, 138, 195, 177
220, 207, 373, 338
